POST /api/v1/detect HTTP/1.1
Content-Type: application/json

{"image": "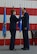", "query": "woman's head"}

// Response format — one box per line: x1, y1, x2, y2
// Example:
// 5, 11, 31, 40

11, 10, 16, 15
